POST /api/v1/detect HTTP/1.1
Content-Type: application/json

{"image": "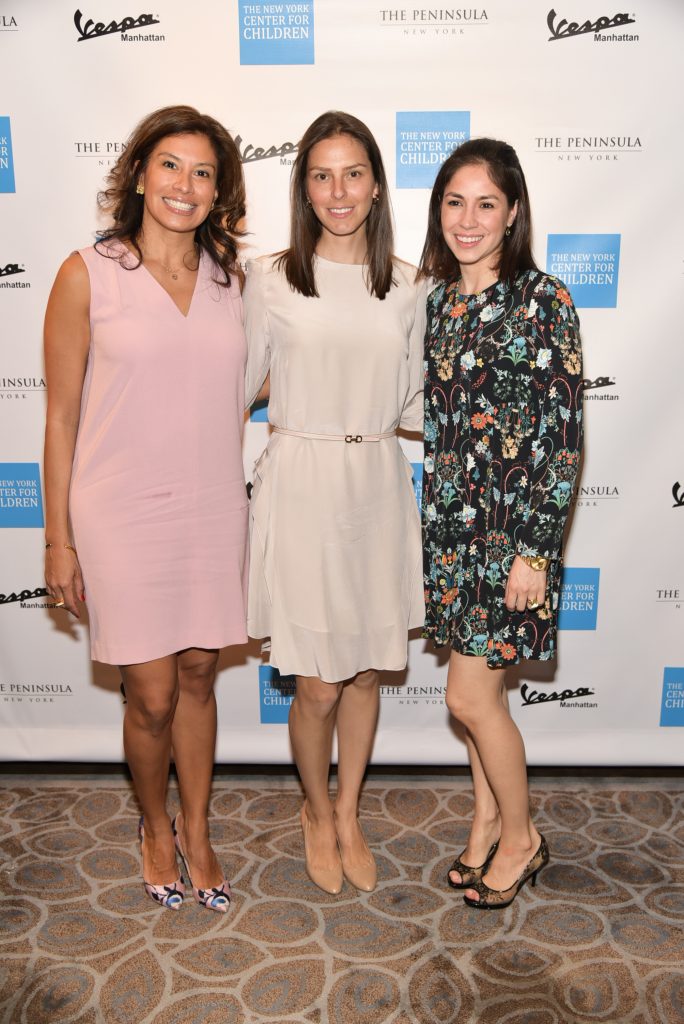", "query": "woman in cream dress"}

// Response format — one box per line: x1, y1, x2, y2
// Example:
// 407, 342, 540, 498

244, 111, 426, 894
